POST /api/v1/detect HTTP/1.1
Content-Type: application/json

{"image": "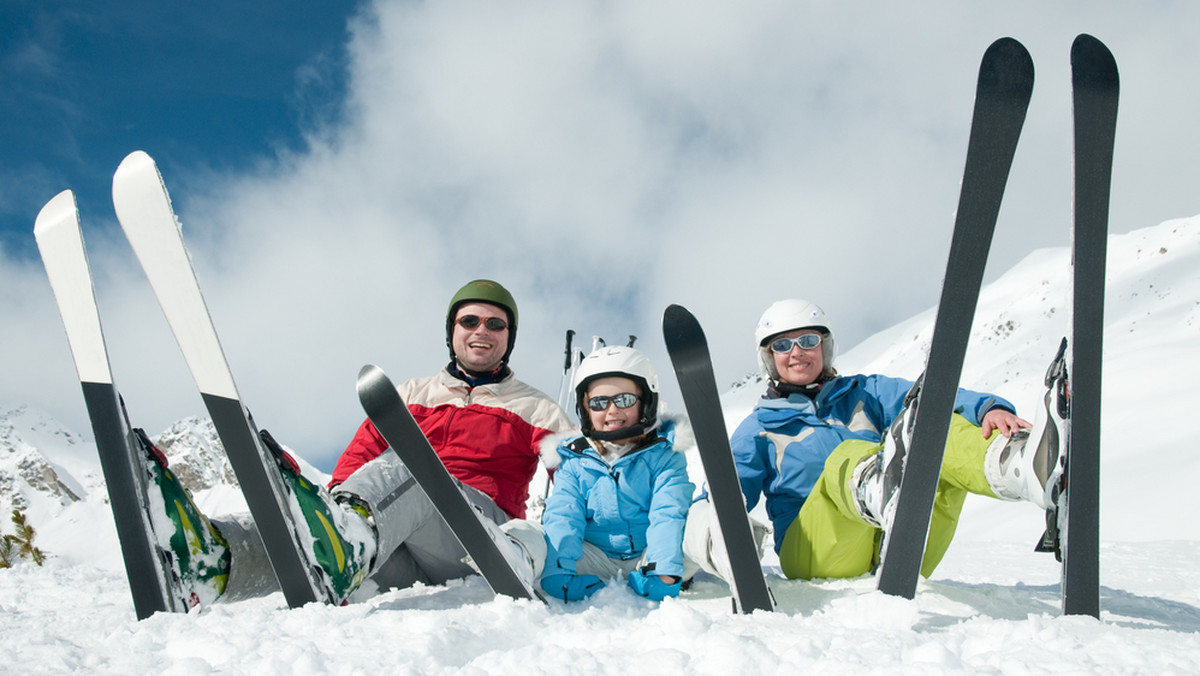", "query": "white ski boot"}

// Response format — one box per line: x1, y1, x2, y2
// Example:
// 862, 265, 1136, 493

852, 378, 921, 528
984, 343, 1070, 510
